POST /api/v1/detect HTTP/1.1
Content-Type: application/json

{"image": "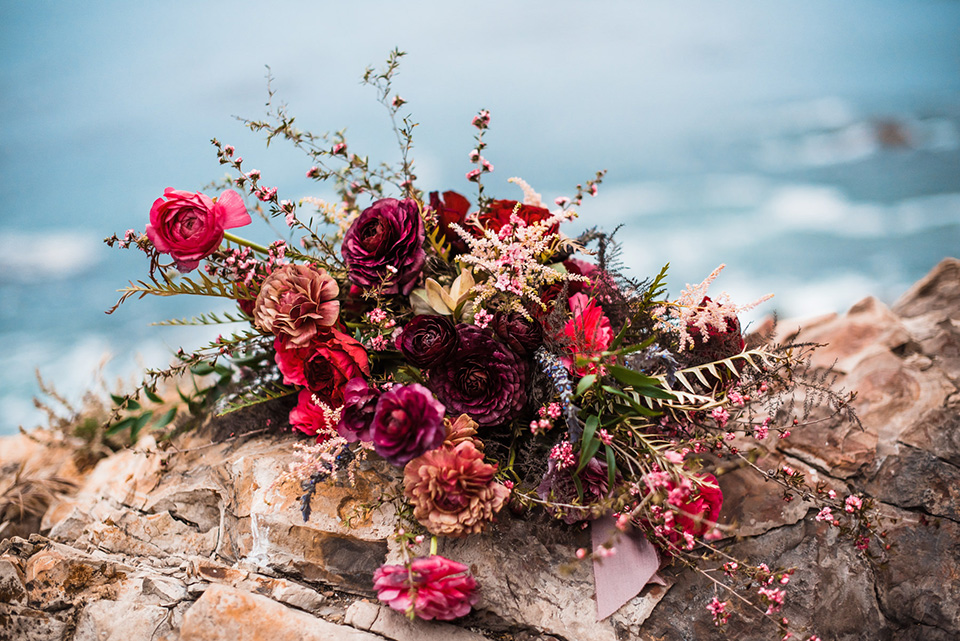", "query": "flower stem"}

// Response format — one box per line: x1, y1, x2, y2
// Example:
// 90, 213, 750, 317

223, 232, 270, 255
